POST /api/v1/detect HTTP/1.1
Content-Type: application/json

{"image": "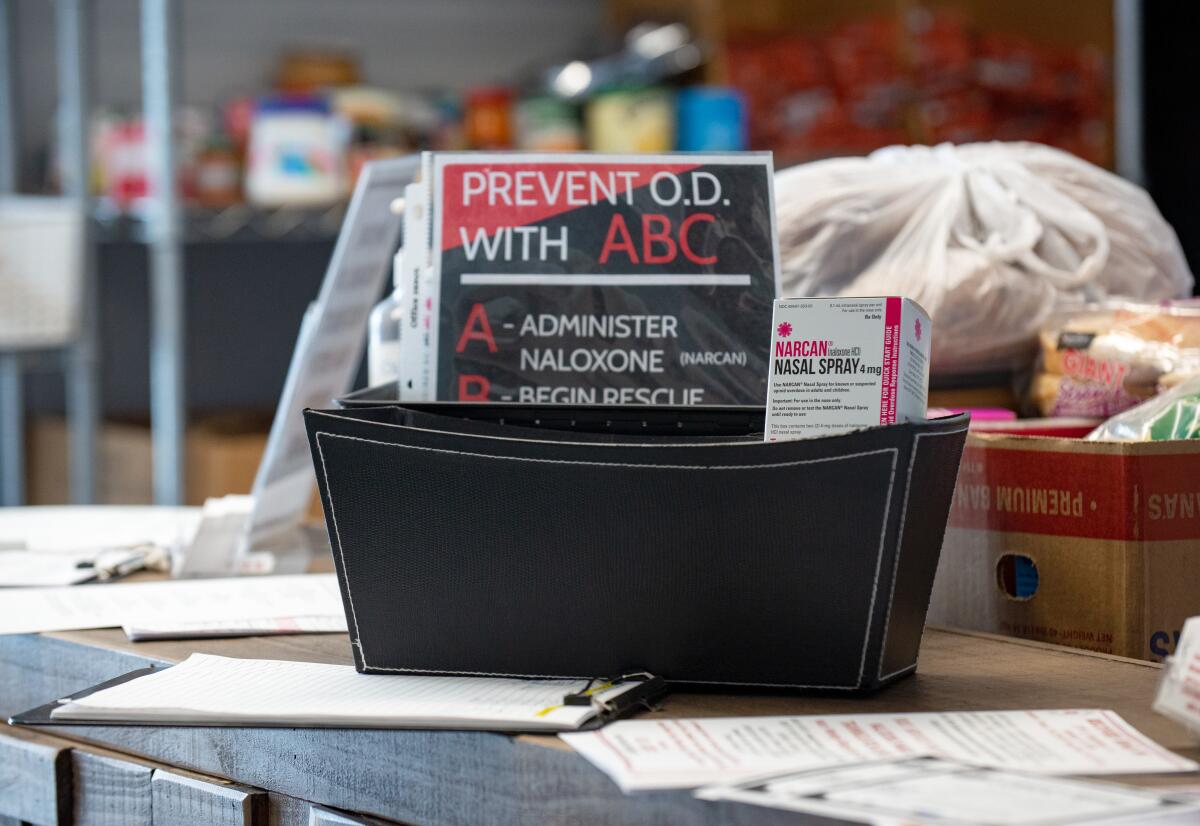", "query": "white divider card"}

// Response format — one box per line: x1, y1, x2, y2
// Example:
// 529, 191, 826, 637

1154, 615, 1200, 734
408, 152, 779, 404
397, 178, 432, 399
560, 711, 1198, 792
224, 156, 418, 567
695, 757, 1200, 825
